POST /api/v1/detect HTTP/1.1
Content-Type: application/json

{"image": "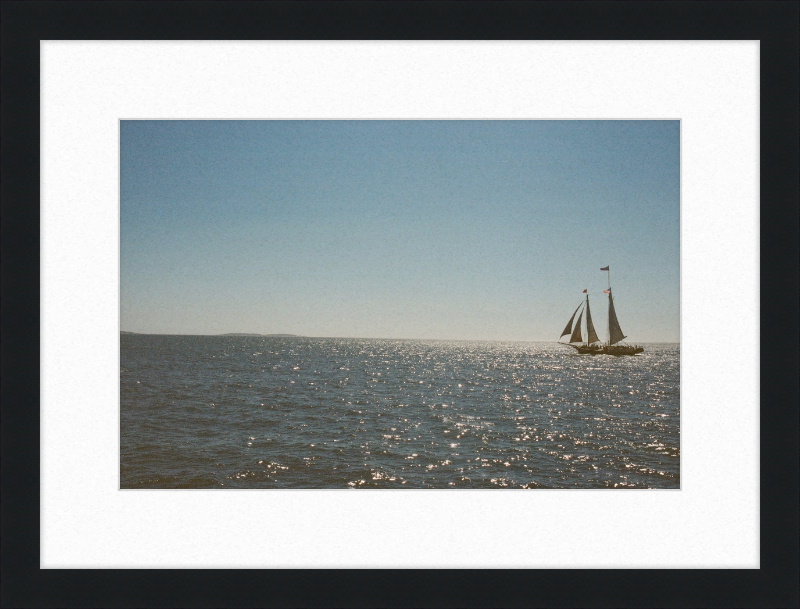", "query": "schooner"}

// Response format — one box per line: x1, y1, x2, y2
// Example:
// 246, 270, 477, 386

558, 266, 644, 356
